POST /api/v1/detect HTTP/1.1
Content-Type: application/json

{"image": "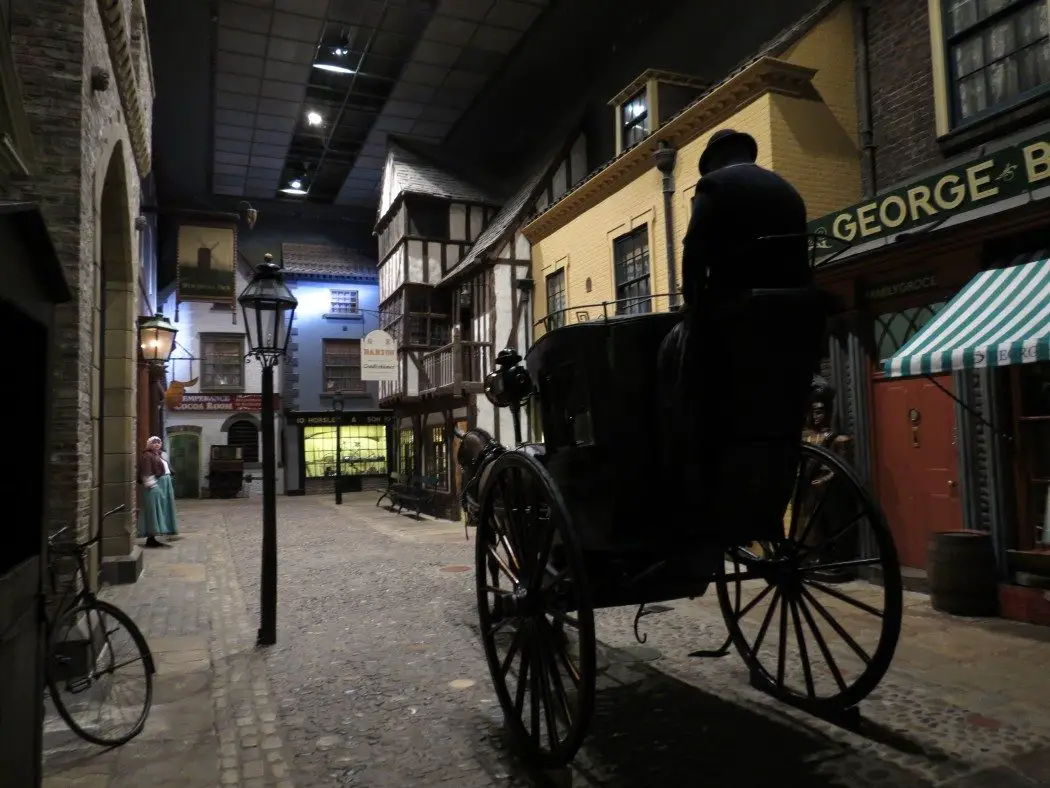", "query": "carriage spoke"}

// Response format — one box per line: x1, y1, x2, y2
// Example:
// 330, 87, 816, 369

797, 593, 848, 693
800, 557, 882, 574
793, 473, 839, 547
500, 625, 526, 678
800, 585, 872, 664
751, 587, 782, 655
720, 568, 766, 583
796, 509, 866, 560
804, 578, 884, 618
514, 641, 531, 717
775, 597, 789, 688
536, 639, 561, 750
542, 566, 569, 593
530, 514, 558, 596
731, 580, 774, 622
542, 617, 581, 687
487, 615, 520, 639
487, 546, 520, 586
789, 594, 816, 699
529, 643, 542, 744
537, 620, 574, 725
547, 609, 579, 630
787, 455, 818, 541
